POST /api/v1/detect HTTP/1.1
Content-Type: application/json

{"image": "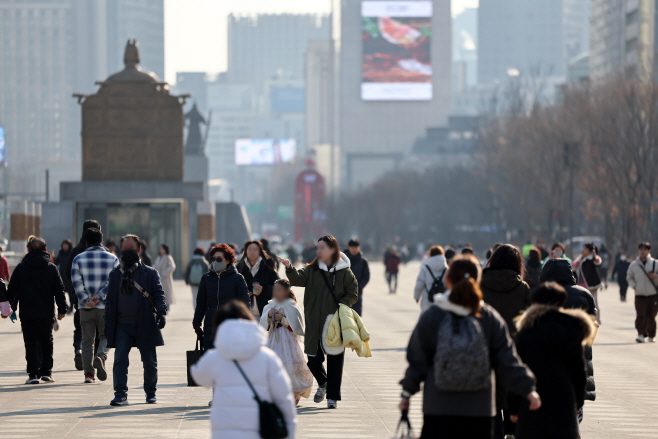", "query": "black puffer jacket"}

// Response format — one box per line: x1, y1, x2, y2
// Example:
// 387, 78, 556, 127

540, 258, 597, 401
236, 258, 279, 314
481, 268, 531, 337
510, 305, 594, 439
7, 251, 67, 320
193, 265, 250, 348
